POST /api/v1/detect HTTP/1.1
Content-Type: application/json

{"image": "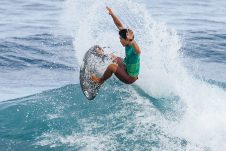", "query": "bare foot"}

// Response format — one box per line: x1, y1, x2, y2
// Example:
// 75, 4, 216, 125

90, 74, 103, 85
